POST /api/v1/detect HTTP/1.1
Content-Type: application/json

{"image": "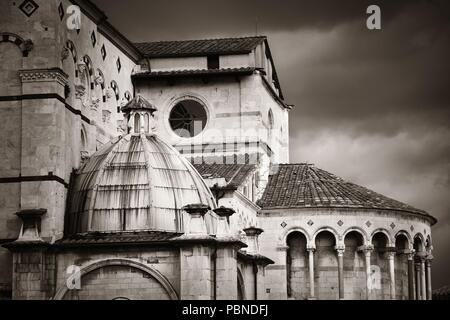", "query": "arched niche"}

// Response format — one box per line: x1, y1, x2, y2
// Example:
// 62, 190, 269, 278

53, 258, 179, 300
